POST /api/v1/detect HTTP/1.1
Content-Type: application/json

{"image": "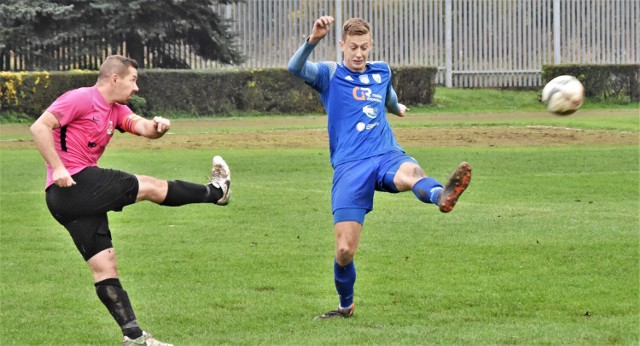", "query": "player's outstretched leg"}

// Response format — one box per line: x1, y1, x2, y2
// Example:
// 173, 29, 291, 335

314, 303, 355, 320
123, 331, 173, 346
210, 155, 231, 205
438, 162, 471, 213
